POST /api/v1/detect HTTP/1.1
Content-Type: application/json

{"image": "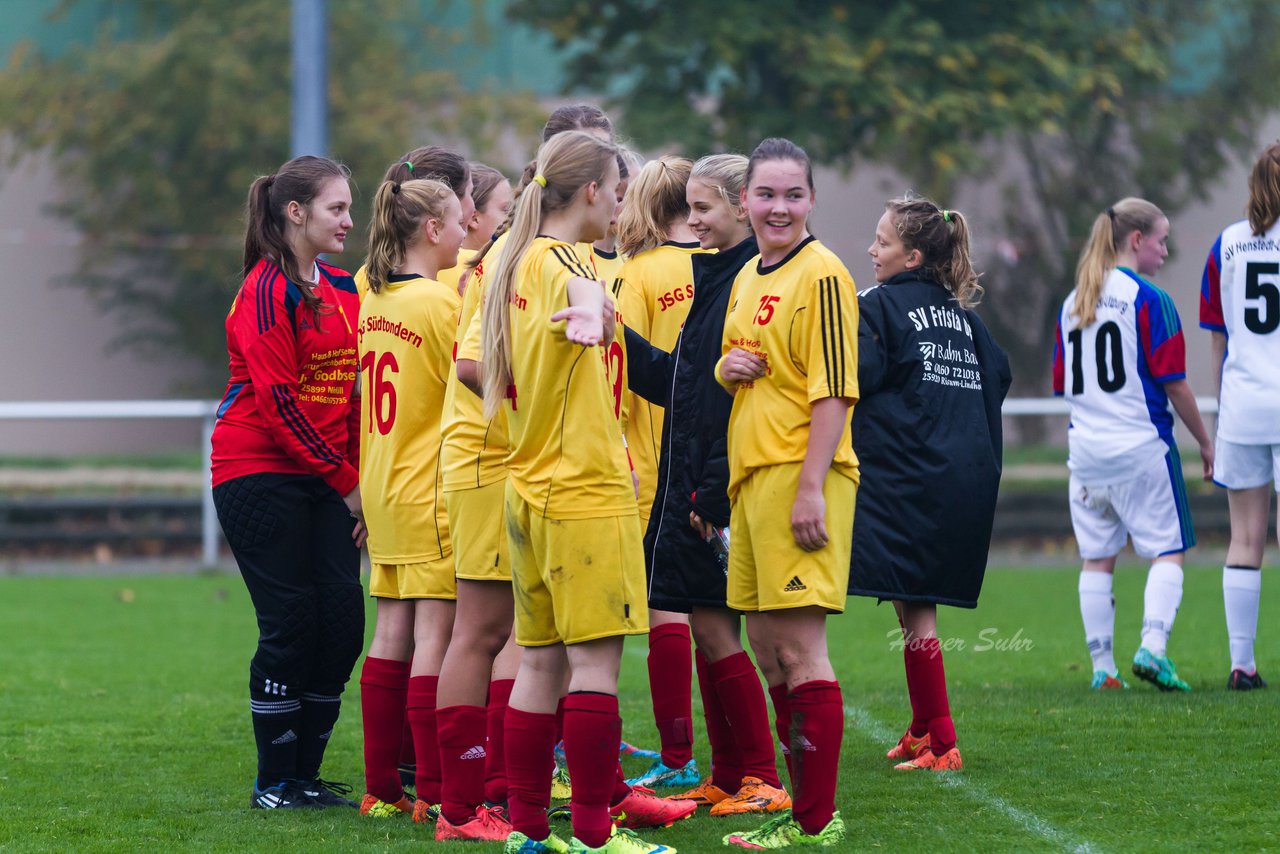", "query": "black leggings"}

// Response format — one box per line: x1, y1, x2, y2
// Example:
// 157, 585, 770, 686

214, 472, 364, 783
